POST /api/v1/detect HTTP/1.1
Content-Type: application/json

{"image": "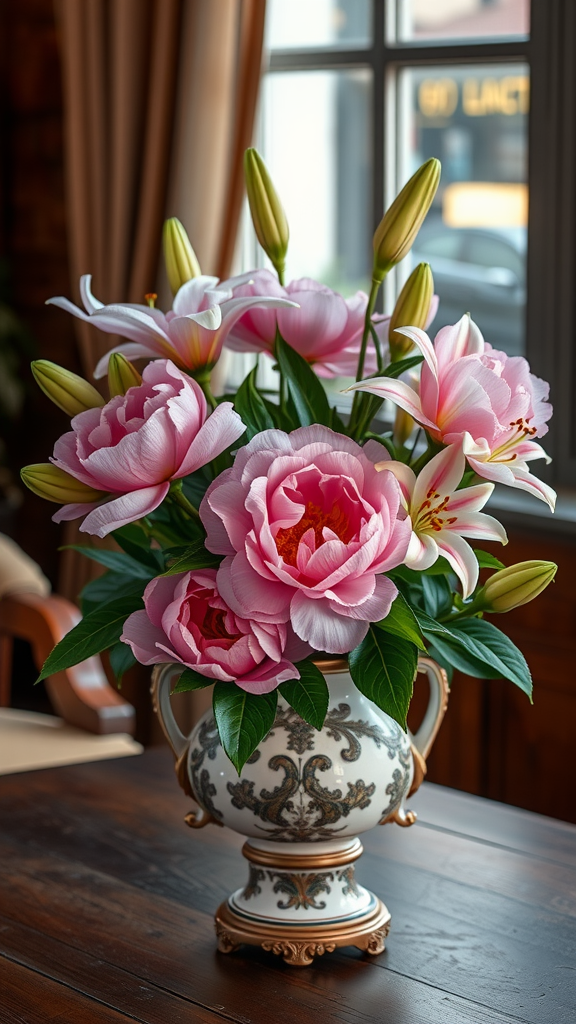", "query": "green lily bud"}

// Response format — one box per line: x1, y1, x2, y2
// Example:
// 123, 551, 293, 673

373, 158, 441, 282
480, 560, 557, 613
244, 147, 289, 284
388, 263, 434, 362
31, 360, 104, 416
163, 217, 201, 296
108, 353, 143, 397
21, 464, 106, 504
